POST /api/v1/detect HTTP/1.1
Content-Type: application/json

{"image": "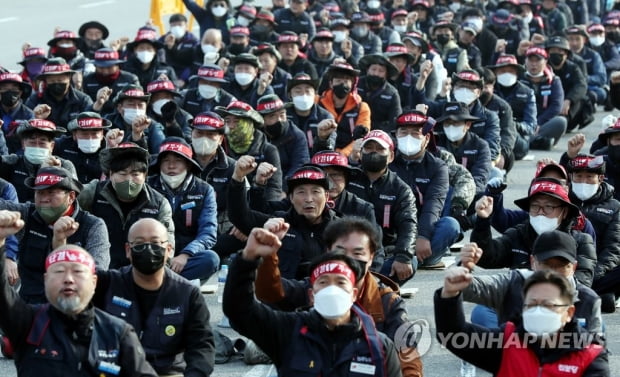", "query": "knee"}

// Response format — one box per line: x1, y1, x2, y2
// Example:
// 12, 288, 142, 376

437, 216, 461, 237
